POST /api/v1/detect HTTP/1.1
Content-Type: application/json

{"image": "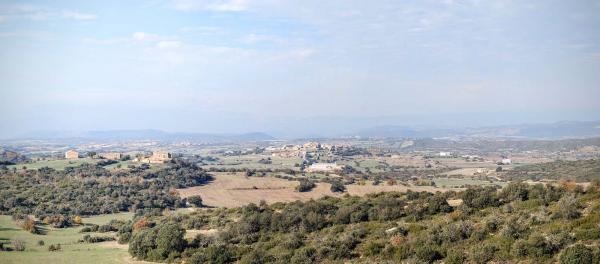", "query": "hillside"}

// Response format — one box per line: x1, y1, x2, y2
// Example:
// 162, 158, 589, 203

502, 159, 600, 182
119, 183, 600, 264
